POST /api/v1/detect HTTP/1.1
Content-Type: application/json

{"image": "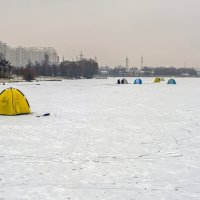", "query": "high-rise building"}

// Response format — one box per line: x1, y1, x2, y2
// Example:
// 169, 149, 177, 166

0, 41, 59, 67
0, 41, 7, 57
